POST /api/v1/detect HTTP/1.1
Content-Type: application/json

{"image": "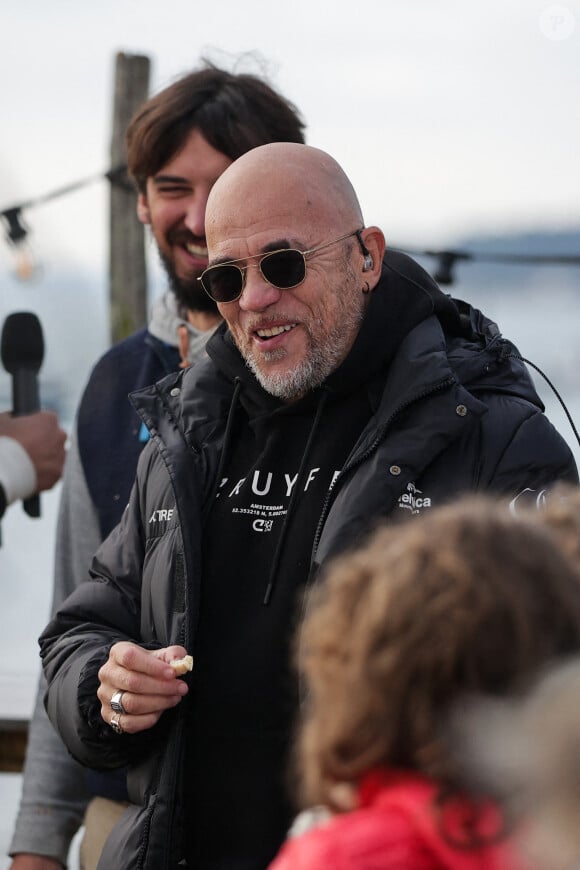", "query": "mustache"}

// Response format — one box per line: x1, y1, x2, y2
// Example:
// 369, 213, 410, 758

167, 228, 206, 248
244, 312, 302, 331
